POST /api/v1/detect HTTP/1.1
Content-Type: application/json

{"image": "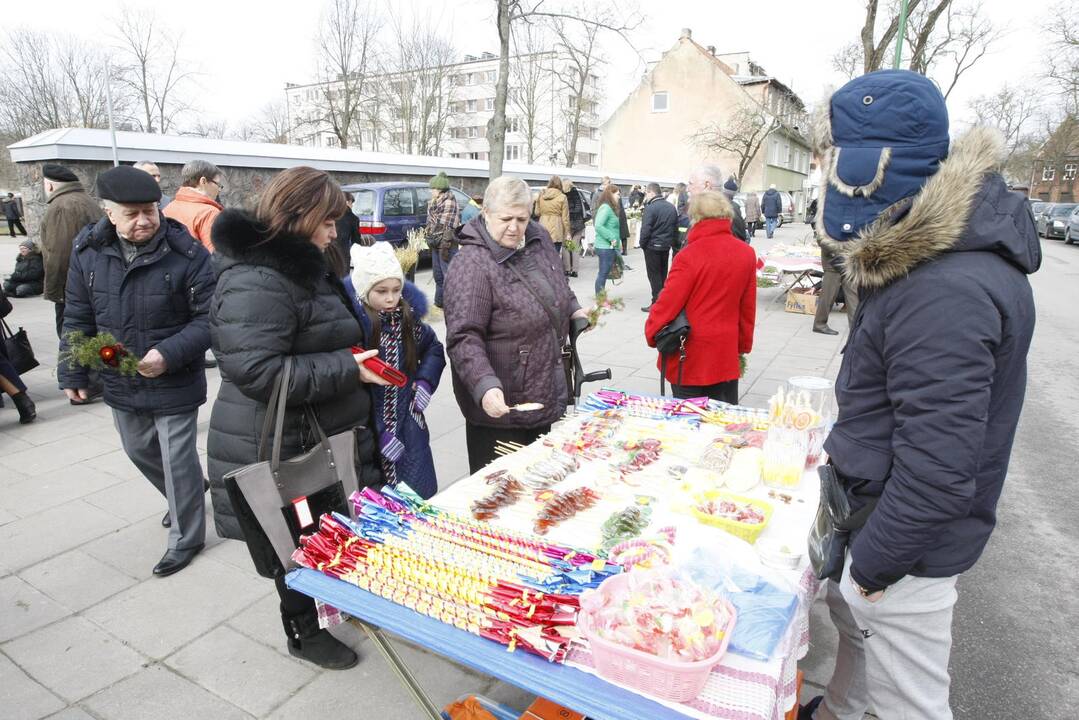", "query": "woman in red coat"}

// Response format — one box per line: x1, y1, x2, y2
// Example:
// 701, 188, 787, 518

644, 191, 756, 403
